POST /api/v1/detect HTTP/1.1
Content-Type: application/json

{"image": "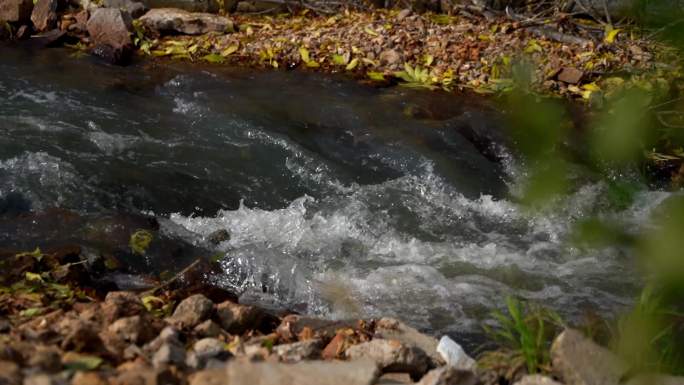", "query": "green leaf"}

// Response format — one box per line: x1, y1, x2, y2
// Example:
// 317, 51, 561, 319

25, 272, 44, 282
332, 54, 348, 65
16, 247, 43, 262
20, 308, 42, 318
63, 354, 103, 371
